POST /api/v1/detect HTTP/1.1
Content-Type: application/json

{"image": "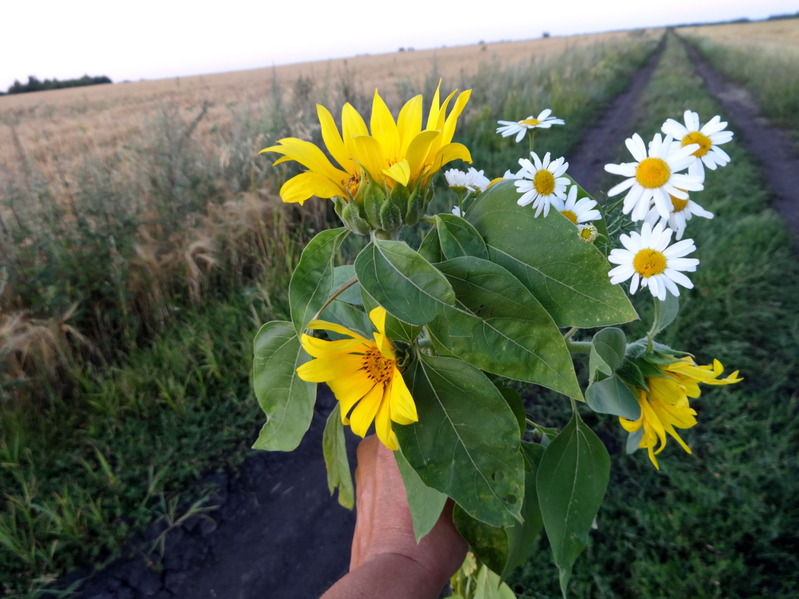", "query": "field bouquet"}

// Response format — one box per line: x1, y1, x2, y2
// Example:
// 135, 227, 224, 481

251, 83, 741, 597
